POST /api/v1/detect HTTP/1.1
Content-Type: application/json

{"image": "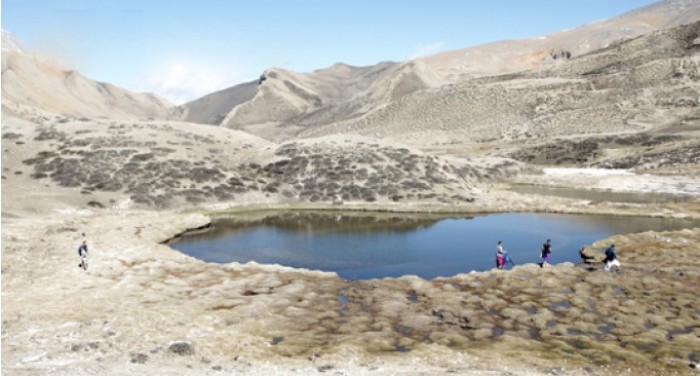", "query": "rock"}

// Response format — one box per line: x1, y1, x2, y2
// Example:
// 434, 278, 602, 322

168, 341, 194, 356
130, 353, 149, 364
